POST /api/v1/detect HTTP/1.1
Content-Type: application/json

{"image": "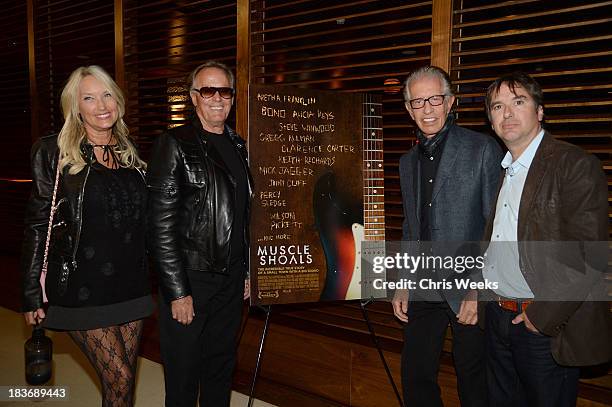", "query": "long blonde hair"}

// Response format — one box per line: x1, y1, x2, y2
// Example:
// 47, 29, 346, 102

57, 65, 146, 174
